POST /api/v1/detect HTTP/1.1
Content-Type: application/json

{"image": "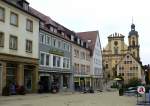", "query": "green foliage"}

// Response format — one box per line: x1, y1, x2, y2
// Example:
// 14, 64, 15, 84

126, 77, 141, 87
